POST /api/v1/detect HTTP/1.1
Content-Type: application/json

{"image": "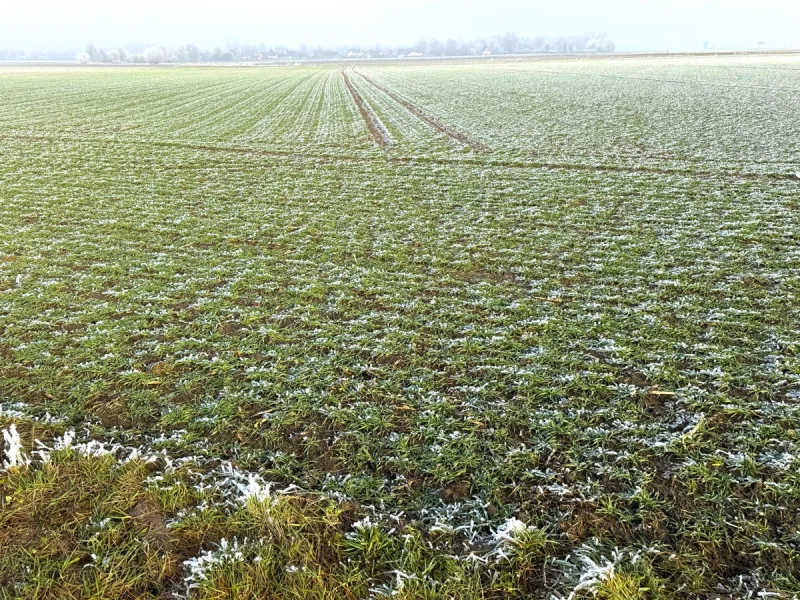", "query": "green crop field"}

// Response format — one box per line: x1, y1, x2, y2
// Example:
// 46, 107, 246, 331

1, 55, 799, 599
